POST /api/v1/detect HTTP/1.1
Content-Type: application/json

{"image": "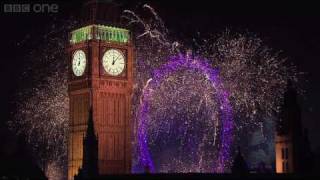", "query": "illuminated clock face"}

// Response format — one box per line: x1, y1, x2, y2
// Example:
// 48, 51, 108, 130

102, 49, 125, 76
72, 50, 86, 76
